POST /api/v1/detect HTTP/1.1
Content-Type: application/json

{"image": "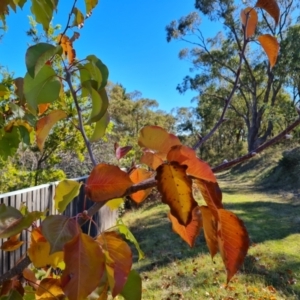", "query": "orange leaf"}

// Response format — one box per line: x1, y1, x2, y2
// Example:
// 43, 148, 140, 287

36, 278, 64, 300
36, 110, 67, 151
129, 168, 153, 203
140, 150, 164, 170
255, 0, 280, 25
217, 209, 250, 283
85, 164, 133, 202
199, 206, 218, 259
38, 103, 50, 115
195, 179, 223, 219
156, 162, 197, 226
240, 7, 258, 38
168, 206, 202, 247
138, 126, 181, 158
28, 228, 64, 268
1, 234, 24, 252
61, 232, 105, 300
258, 34, 279, 68
97, 231, 132, 298
167, 145, 216, 182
